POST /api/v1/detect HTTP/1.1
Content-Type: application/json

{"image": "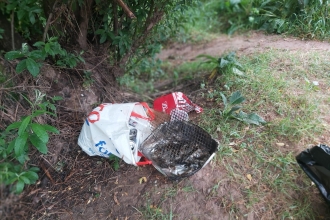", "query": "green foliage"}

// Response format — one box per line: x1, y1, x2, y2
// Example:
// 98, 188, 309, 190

218, 91, 266, 125
82, 70, 94, 88
0, 90, 61, 193
217, 0, 330, 39
1, 0, 45, 39
92, 0, 198, 69
5, 38, 84, 77
0, 28, 4, 39
198, 52, 245, 84
108, 154, 120, 171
